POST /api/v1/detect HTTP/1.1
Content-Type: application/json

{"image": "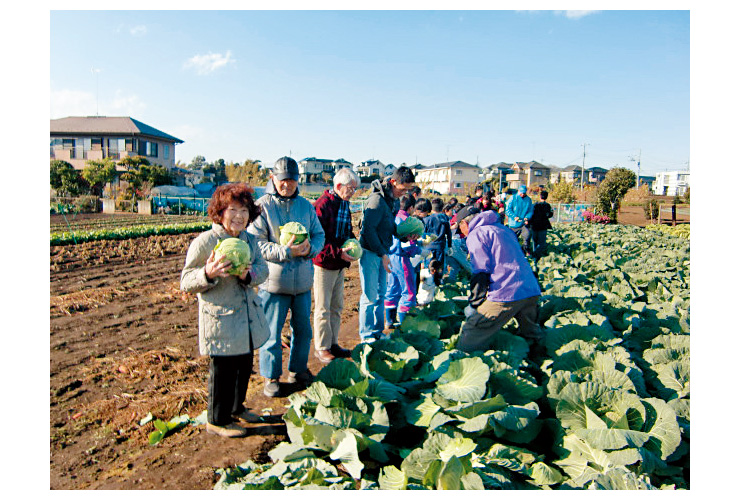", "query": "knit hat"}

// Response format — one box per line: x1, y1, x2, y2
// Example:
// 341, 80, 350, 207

518, 185, 528, 194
